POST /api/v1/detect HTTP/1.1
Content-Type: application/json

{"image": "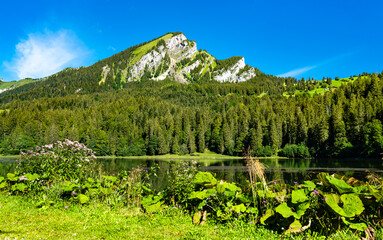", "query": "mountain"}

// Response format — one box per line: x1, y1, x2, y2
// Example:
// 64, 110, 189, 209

110, 32, 257, 83
0, 78, 41, 94
0, 32, 382, 158
0, 32, 261, 102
